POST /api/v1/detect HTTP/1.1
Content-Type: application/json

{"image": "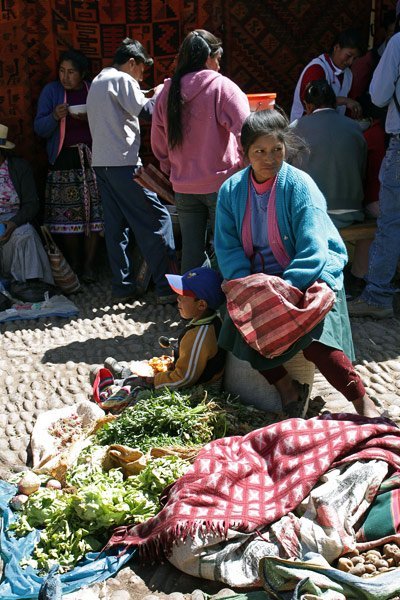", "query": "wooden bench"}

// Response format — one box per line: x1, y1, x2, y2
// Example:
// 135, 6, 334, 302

340, 220, 377, 243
